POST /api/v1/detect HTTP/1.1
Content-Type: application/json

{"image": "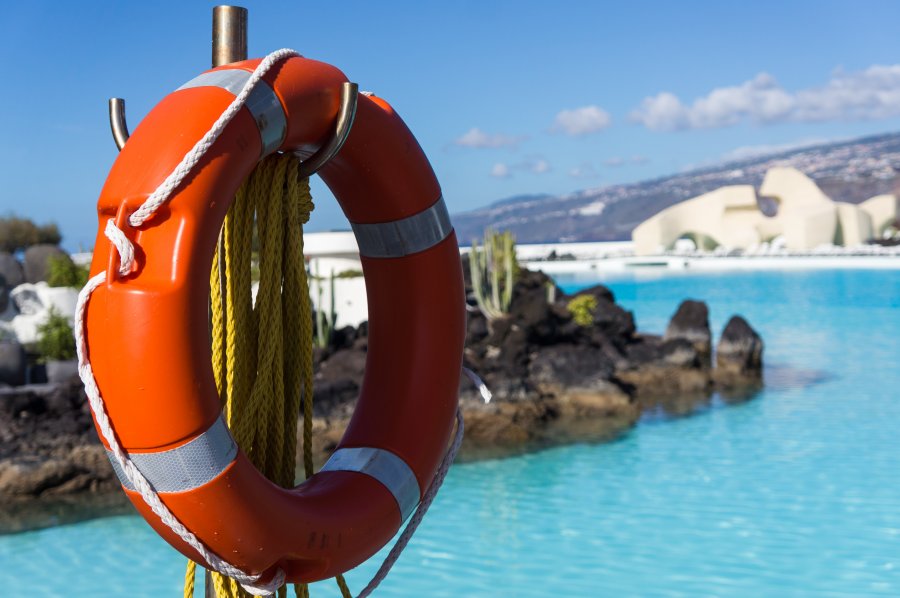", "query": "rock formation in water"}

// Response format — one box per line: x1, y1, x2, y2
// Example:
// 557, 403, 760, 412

0, 380, 128, 532
300, 265, 763, 466
714, 315, 765, 390
664, 300, 712, 366
0, 264, 764, 532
